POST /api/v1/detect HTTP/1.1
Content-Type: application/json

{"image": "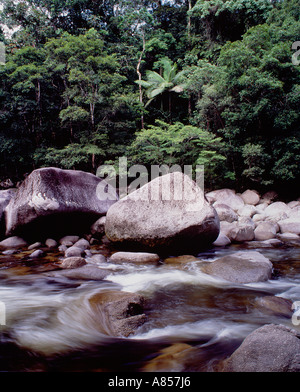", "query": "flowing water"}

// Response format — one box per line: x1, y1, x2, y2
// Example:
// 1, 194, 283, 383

0, 240, 299, 372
